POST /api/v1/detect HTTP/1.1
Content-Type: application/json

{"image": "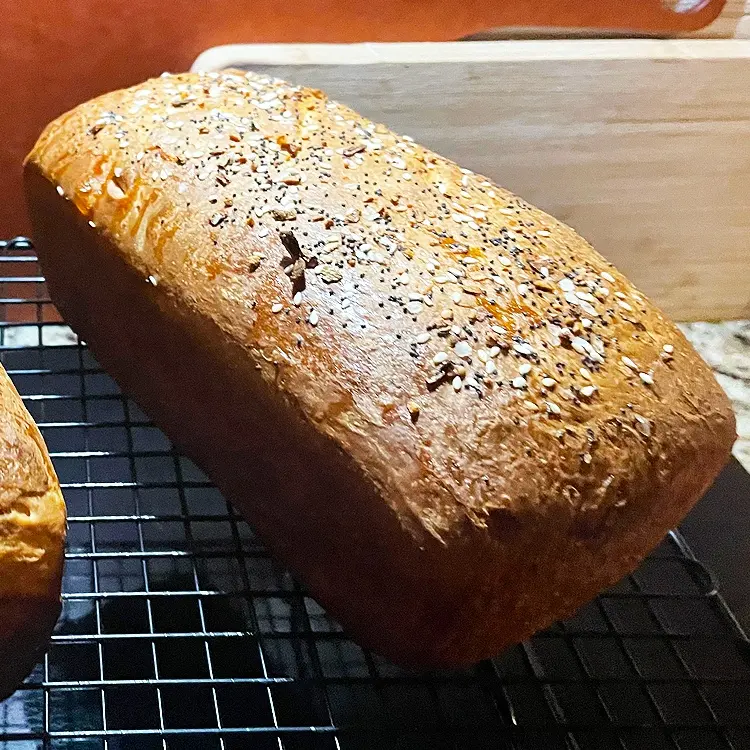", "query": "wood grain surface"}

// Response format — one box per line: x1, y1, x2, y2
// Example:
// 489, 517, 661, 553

193, 40, 750, 322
